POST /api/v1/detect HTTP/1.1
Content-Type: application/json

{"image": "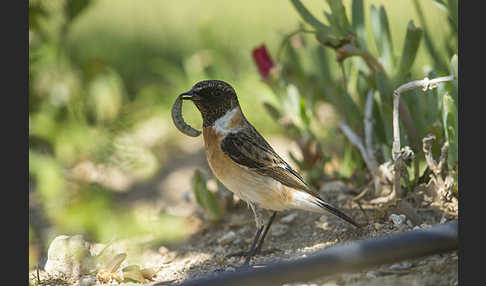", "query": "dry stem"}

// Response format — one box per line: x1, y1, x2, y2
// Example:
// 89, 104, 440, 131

422, 134, 454, 203
392, 75, 455, 198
